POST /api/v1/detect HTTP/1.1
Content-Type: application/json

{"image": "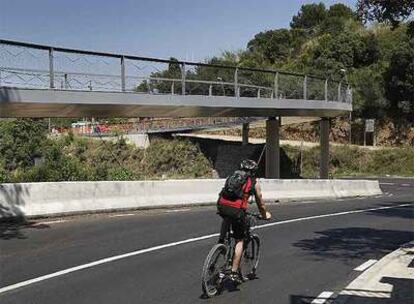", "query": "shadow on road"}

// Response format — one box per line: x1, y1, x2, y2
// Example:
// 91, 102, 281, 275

290, 294, 328, 303
368, 205, 414, 220
0, 218, 50, 240
293, 227, 414, 262
334, 276, 414, 304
